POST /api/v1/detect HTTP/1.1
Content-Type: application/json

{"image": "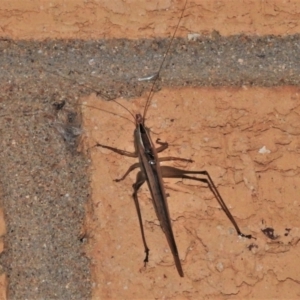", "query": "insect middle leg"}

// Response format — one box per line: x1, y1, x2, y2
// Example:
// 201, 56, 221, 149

114, 156, 193, 182
95, 143, 139, 182
95, 137, 168, 155
96, 141, 193, 181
